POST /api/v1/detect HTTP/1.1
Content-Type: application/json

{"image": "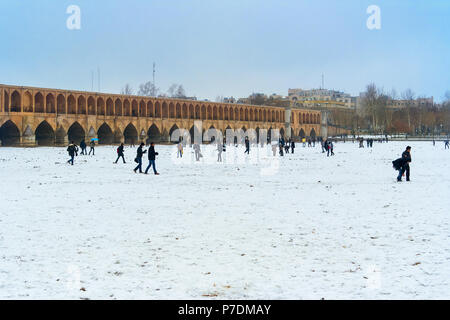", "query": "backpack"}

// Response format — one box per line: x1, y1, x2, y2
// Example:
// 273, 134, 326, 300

392, 158, 403, 170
